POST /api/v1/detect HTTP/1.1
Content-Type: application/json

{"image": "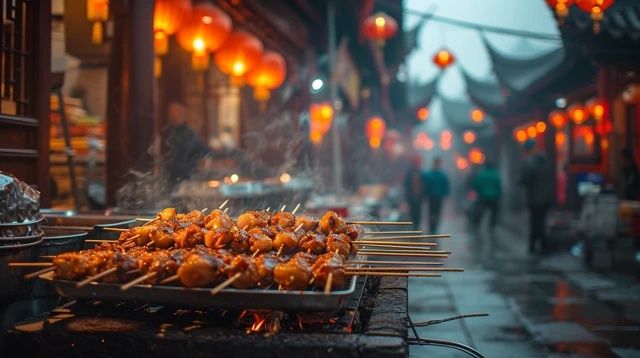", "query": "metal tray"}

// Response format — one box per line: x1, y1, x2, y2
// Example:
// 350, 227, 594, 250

0, 216, 44, 227
39, 272, 358, 312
